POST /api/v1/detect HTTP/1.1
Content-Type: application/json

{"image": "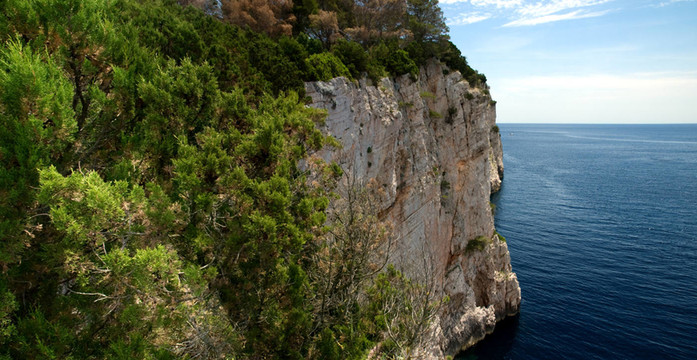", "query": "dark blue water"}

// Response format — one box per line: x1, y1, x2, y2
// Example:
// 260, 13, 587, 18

458, 124, 697, 360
